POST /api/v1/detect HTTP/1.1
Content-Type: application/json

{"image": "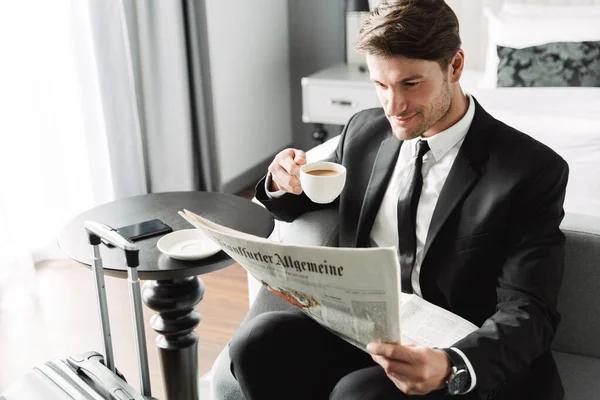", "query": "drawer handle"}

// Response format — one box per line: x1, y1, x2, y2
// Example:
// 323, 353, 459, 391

329, 99, 357, 107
